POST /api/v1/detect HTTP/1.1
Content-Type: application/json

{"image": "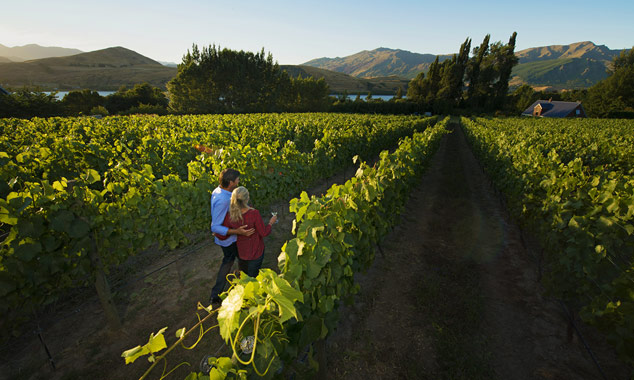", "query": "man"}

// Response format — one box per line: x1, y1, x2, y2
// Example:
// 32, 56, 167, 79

209, 168, 254, 305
